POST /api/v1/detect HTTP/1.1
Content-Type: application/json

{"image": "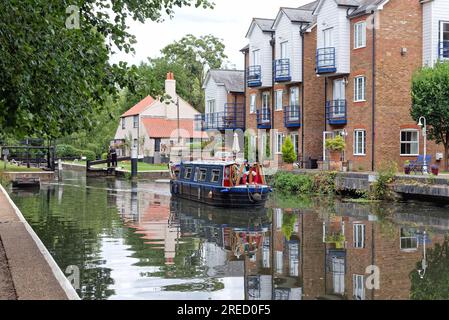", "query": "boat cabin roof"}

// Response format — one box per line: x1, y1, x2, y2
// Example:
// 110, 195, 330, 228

179, 160, 239, 167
